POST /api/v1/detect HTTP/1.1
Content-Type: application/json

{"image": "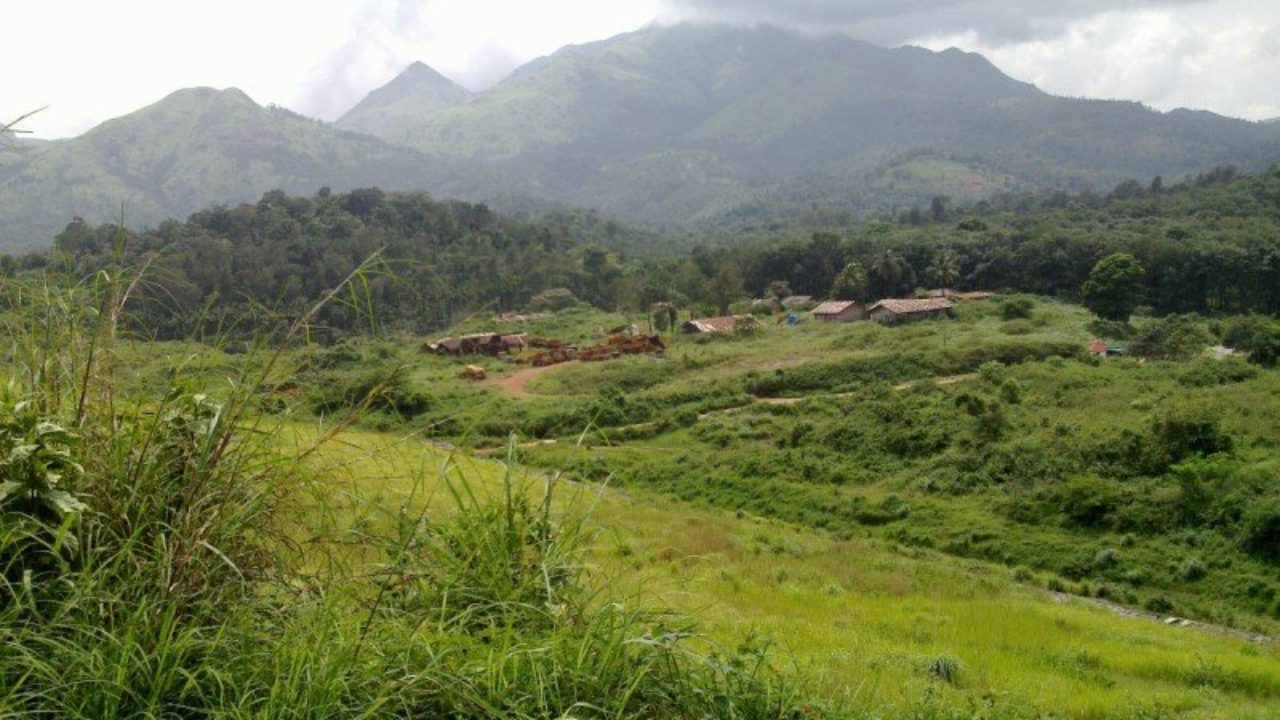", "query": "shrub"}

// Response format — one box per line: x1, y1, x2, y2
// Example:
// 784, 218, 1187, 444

1094, 548, 1119, 569
922, 654, 963, 685
527, 287, 581, 312
311, 366, 432, 418
999, 297, 1035, 320
1129, 315, 1214, 361
1179, 559, 1207, 582
1057, 475, 1121, 528
999, 319, 1033, 335
977, 361, 1007, 385
1088, 319, 1135, 340
998, 379, 1023, 405
0, 386, 87, 601
1221, 314, 1280, 366
1240, 499, 1280, 562
1142, 404, 1232, 474
1177, 357, 1258, 387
